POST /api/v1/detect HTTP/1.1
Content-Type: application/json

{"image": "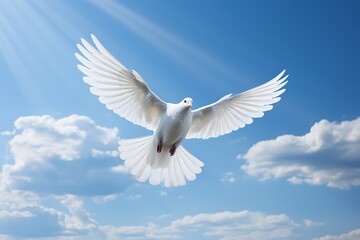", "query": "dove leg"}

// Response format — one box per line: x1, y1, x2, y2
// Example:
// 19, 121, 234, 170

157, 141, 162, 153
169, 145, 177, 156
